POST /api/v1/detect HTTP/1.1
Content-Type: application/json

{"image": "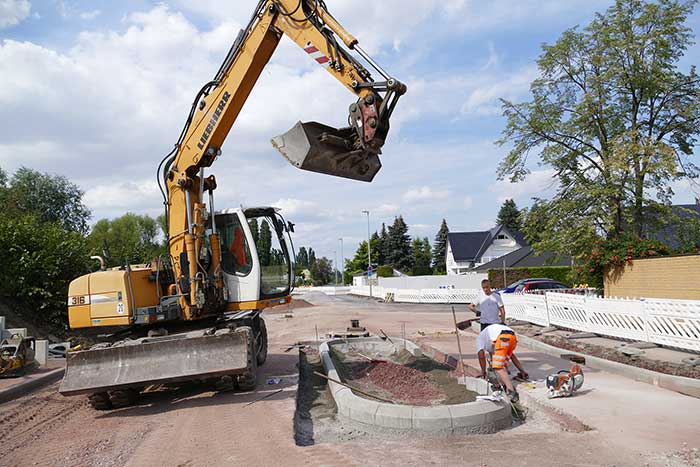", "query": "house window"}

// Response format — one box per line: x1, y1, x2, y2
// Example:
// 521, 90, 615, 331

497, 234, 508, 240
